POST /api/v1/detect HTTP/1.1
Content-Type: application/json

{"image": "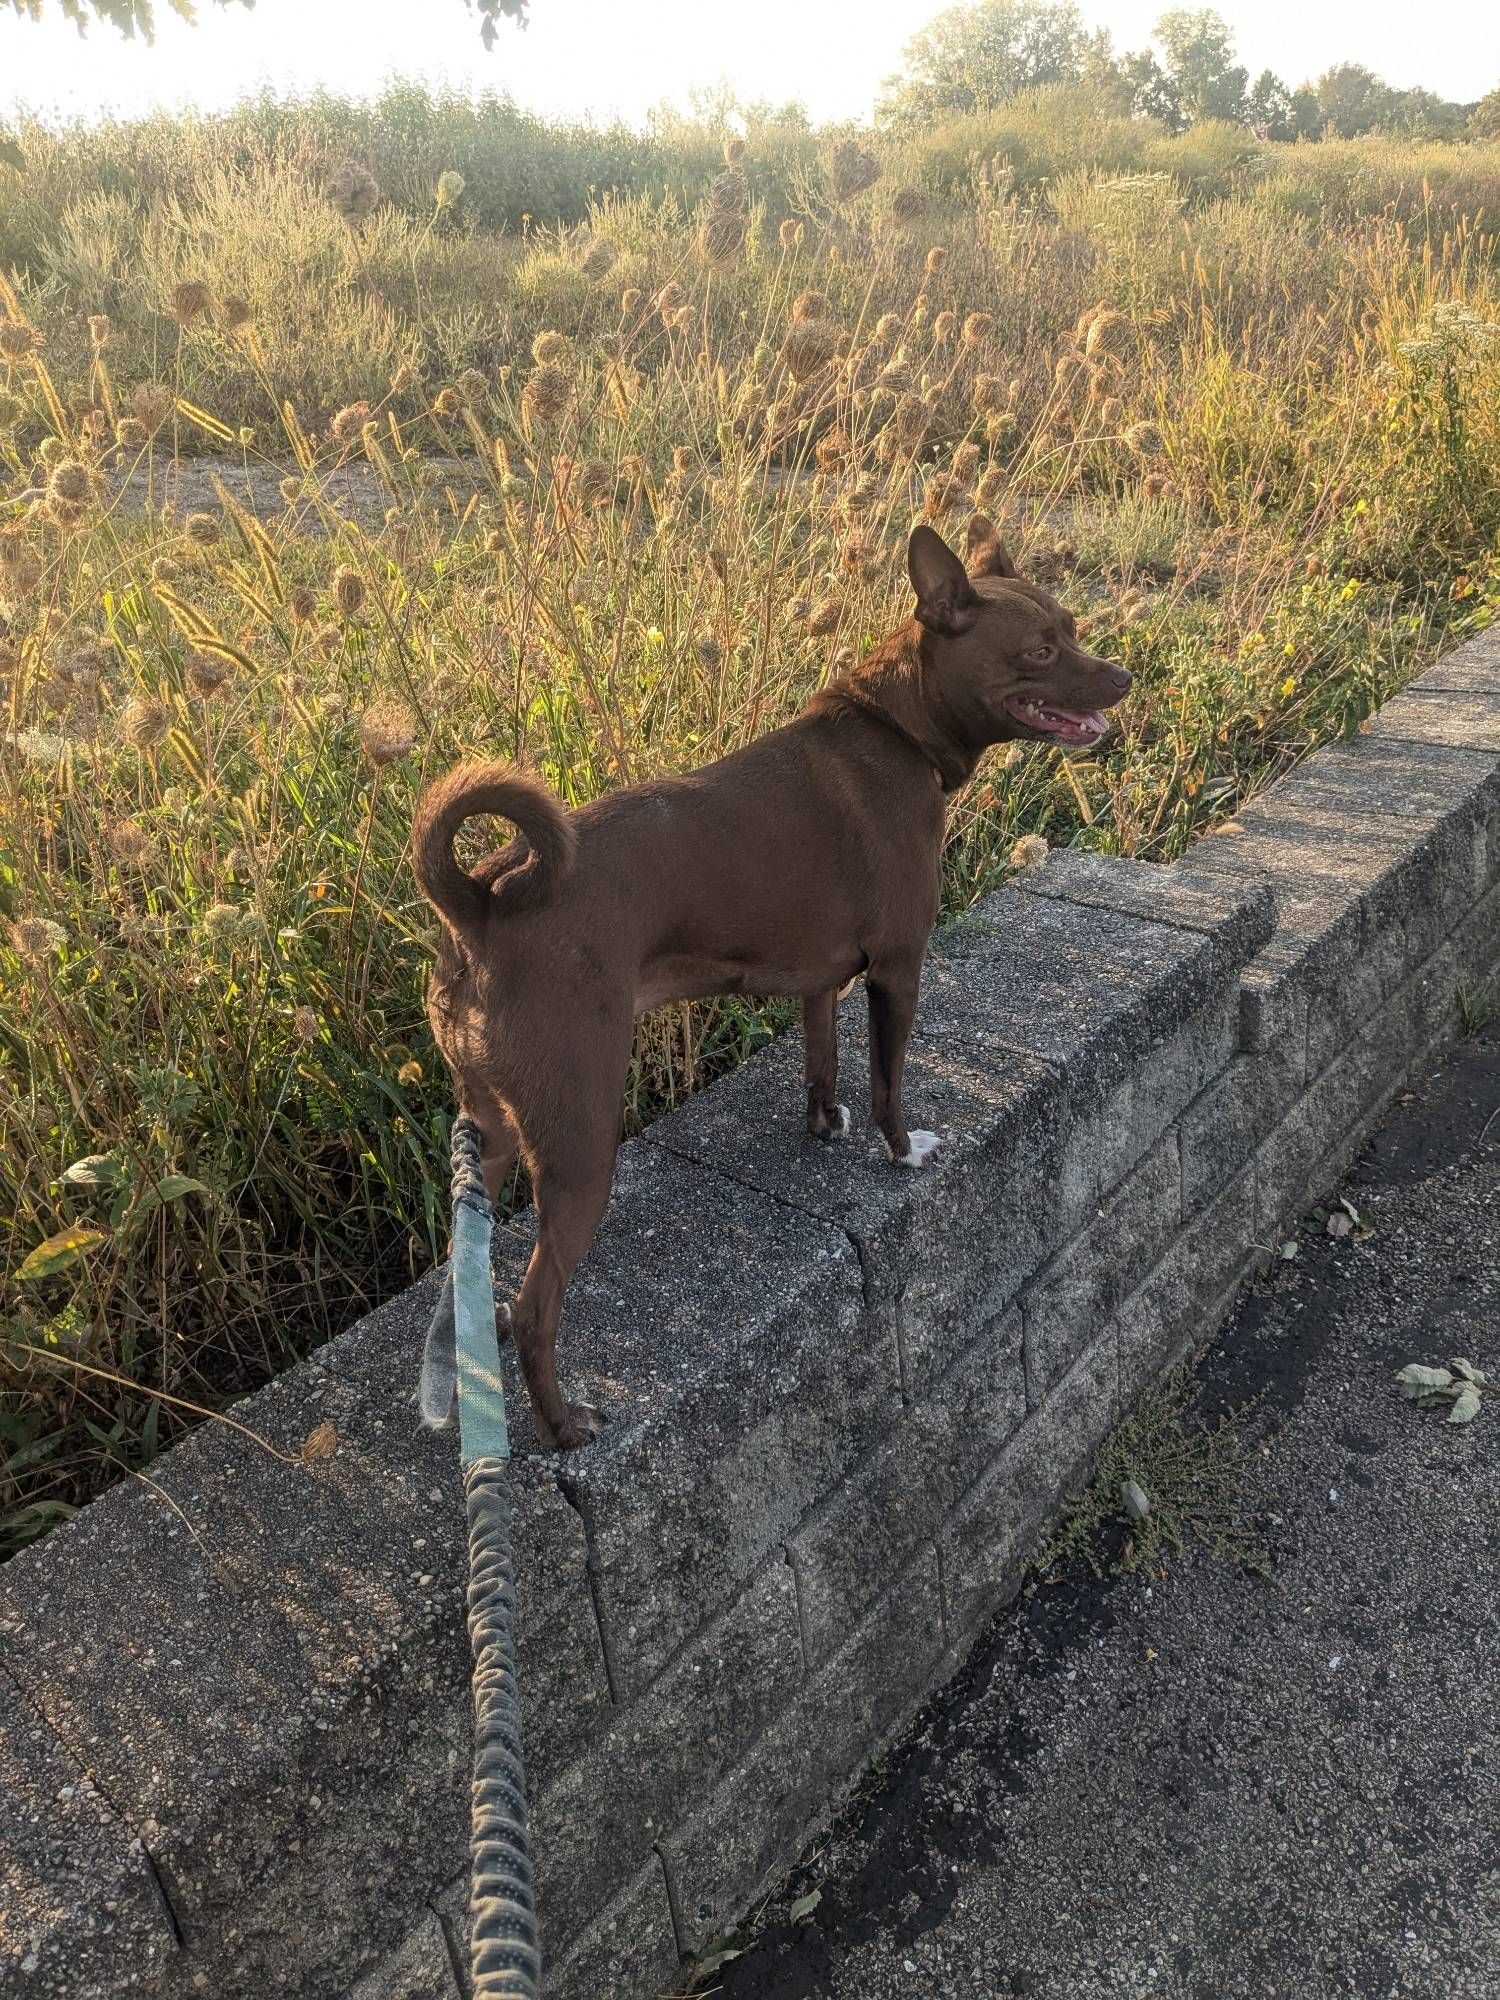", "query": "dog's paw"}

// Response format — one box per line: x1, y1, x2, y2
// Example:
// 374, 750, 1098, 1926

808, 1103, 852, 1142
886, 1128, 942, 1169
490, 1297, 513, 1343
551, 1400, 608, 1451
